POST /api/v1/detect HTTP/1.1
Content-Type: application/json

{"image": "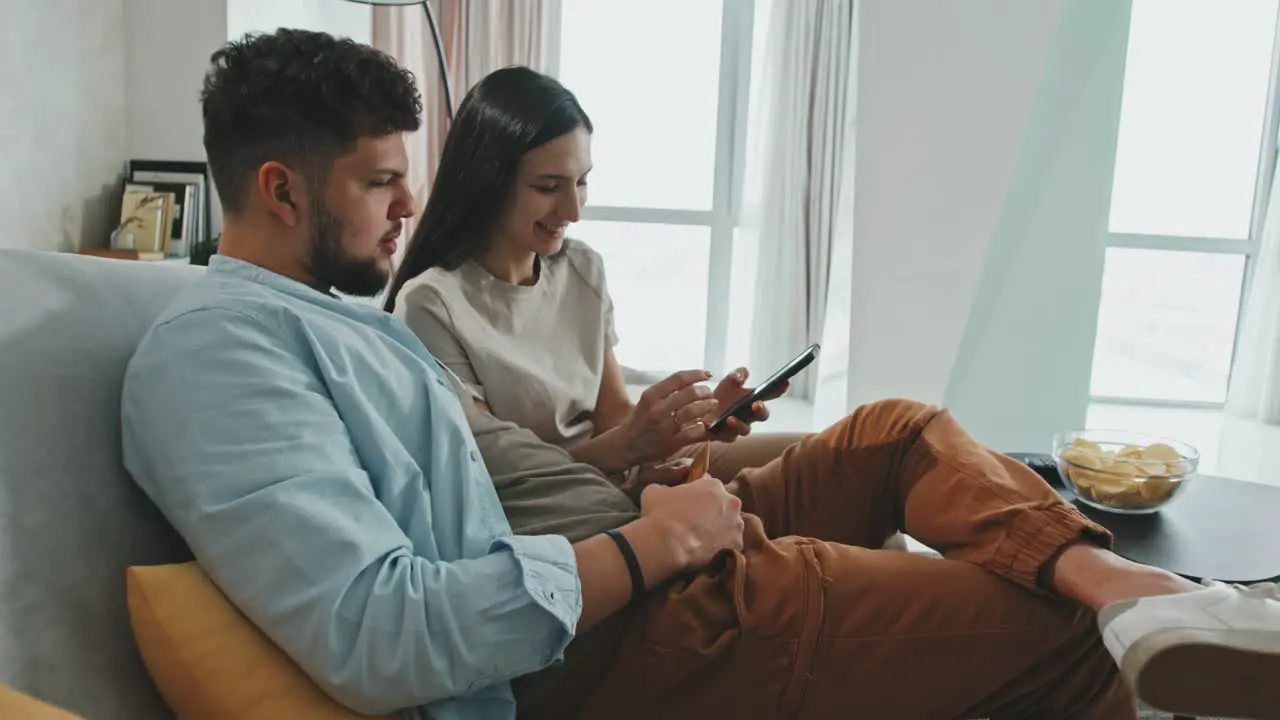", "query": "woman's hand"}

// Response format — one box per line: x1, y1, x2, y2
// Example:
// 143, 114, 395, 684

616, 369, 718, 467
703, 367, 789, 442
